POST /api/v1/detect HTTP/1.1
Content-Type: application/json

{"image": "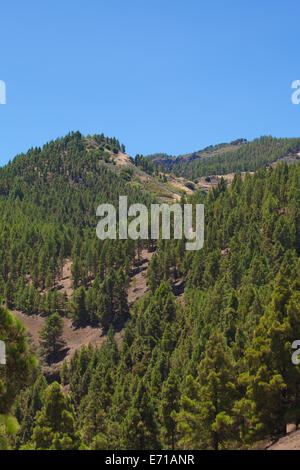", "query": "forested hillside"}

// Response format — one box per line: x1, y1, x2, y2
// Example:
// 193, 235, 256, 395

148, 136, 300, 179
0, 132, 155, 330
0, 132, 300, 450
142, 138, 247, 172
